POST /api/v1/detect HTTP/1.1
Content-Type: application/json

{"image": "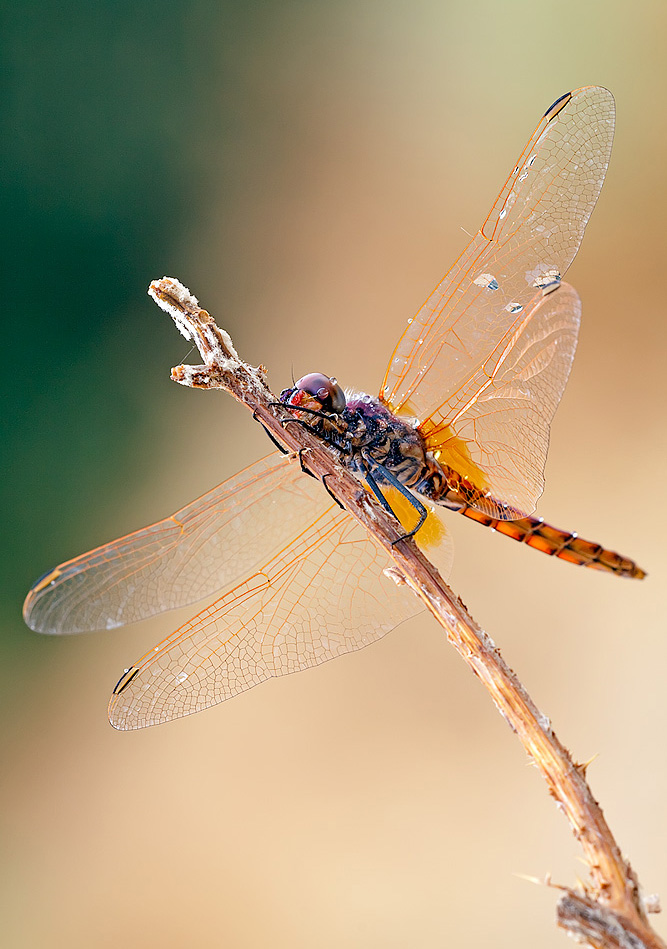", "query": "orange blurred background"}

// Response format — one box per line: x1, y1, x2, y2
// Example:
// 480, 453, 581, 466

3, 1, 667, 947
